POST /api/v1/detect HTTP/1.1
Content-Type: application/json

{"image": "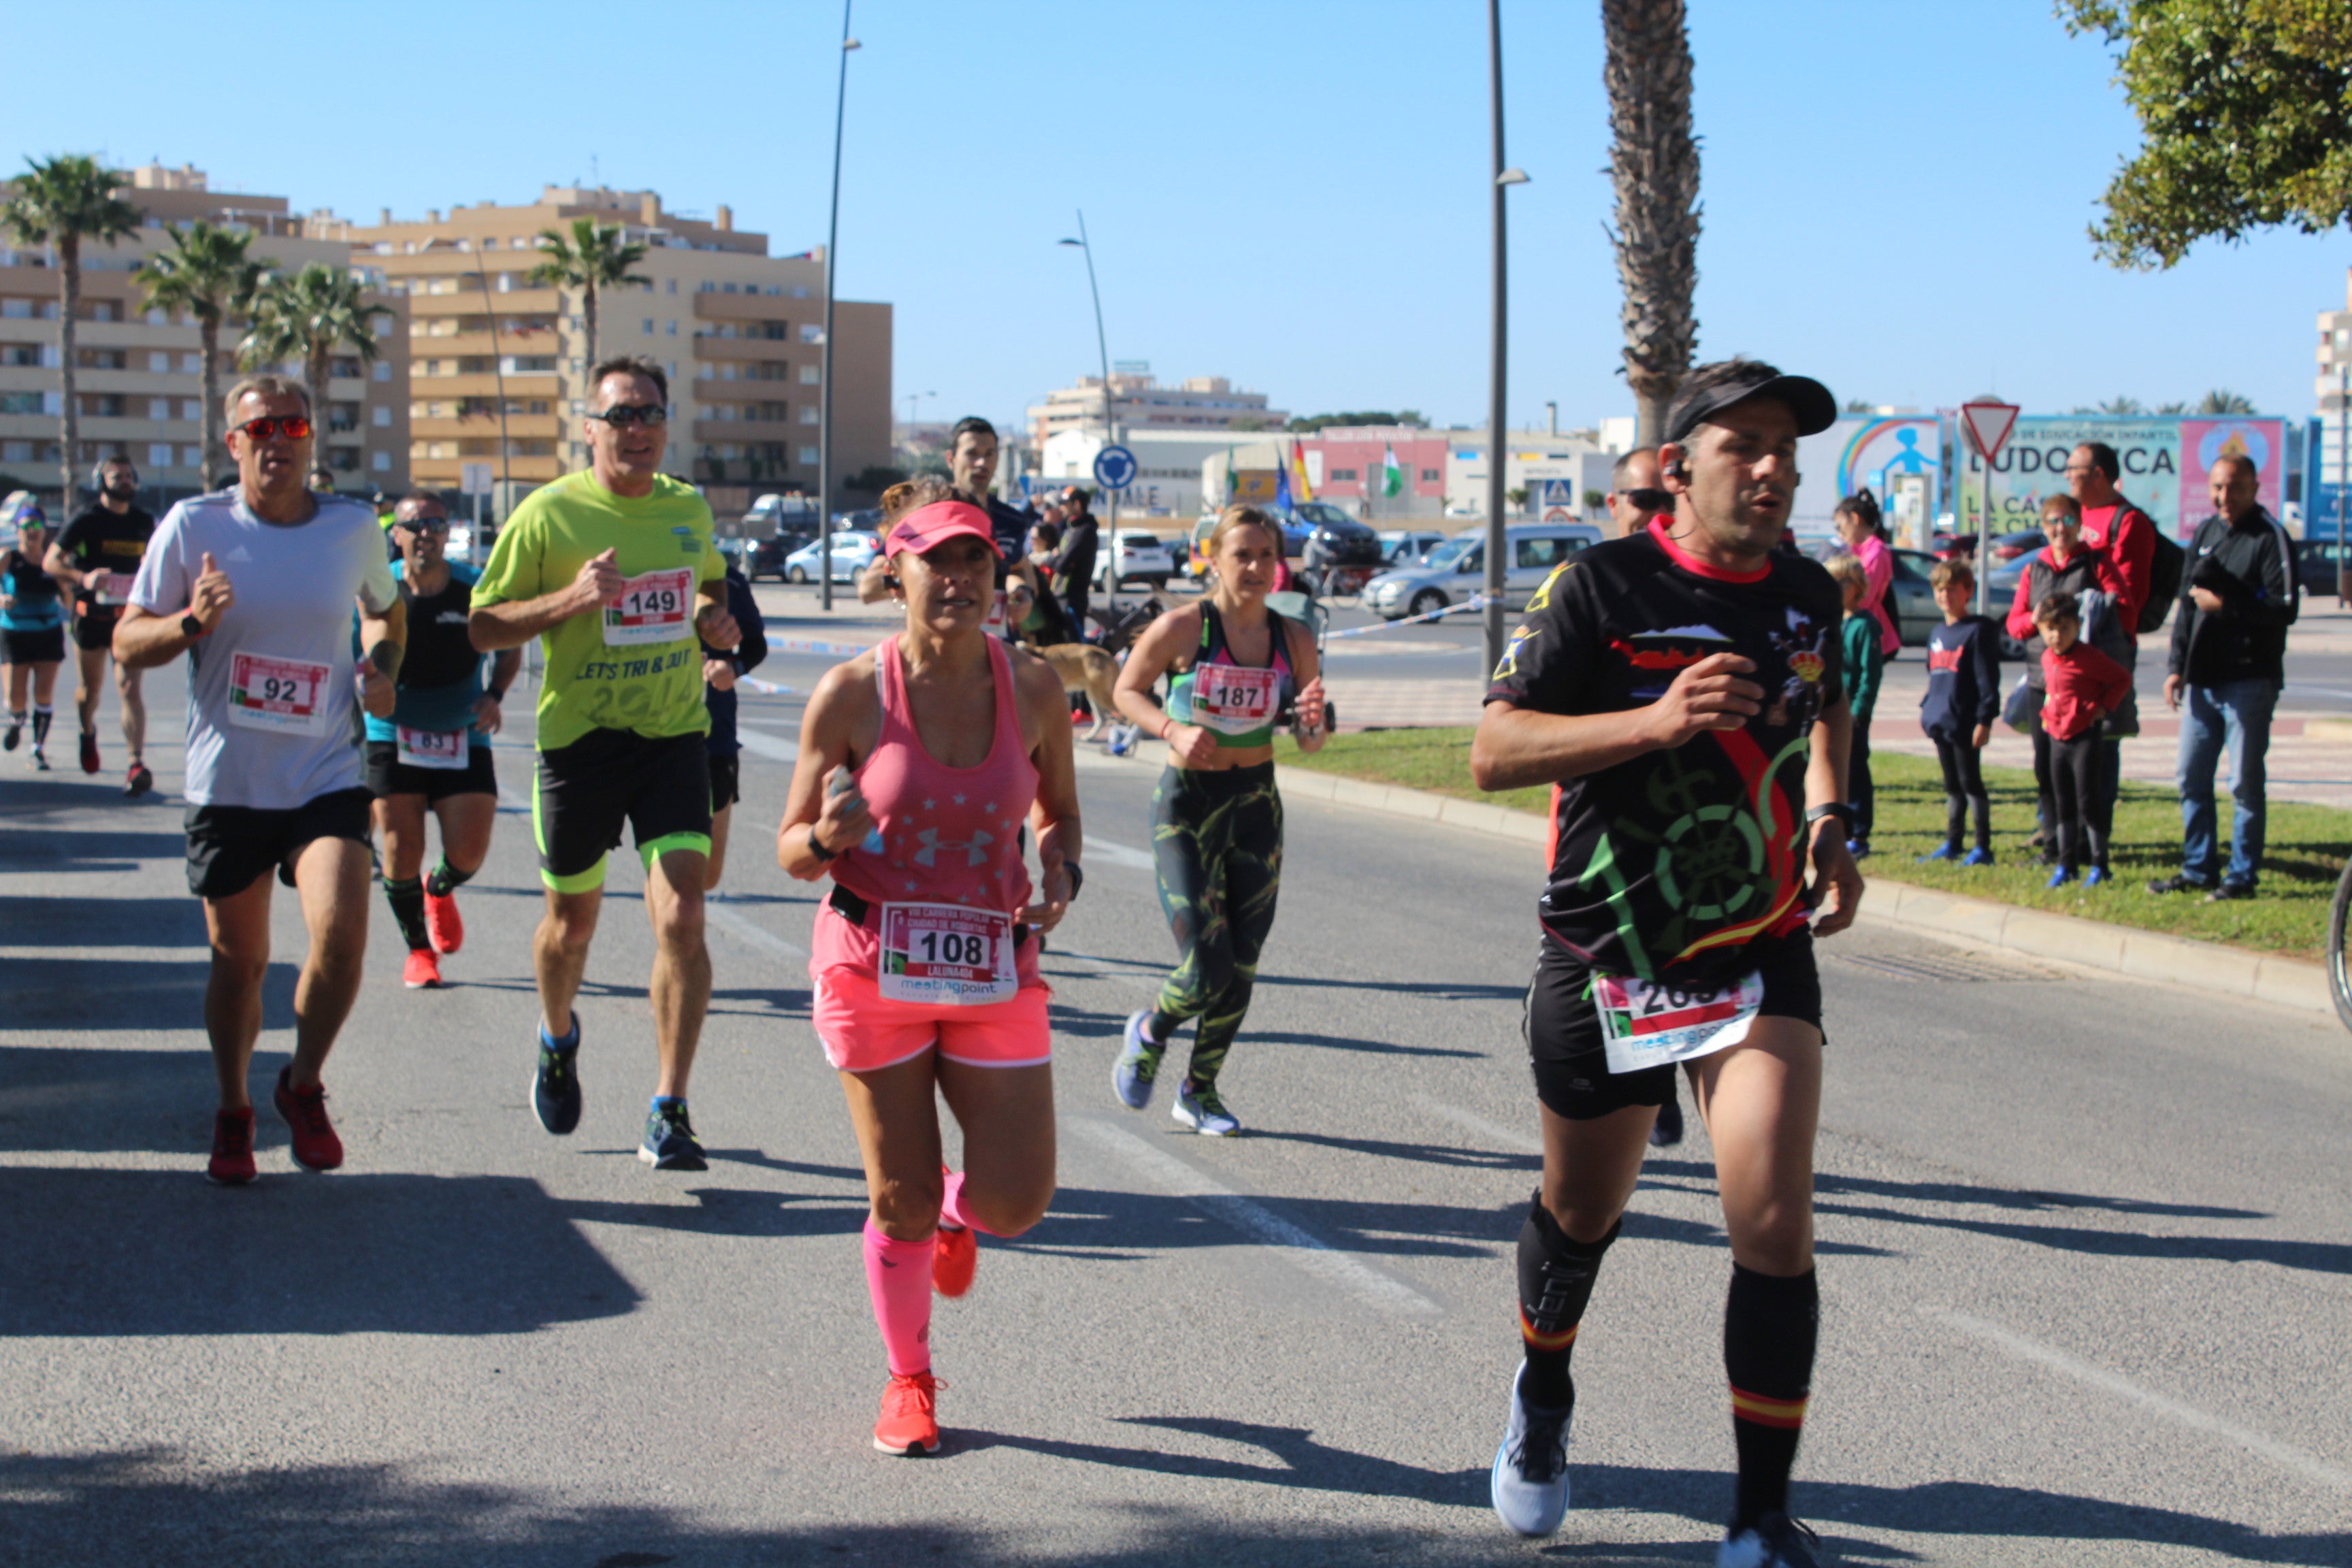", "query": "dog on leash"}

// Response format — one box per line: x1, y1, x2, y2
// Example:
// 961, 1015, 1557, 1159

1035, 643, 1123, 741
